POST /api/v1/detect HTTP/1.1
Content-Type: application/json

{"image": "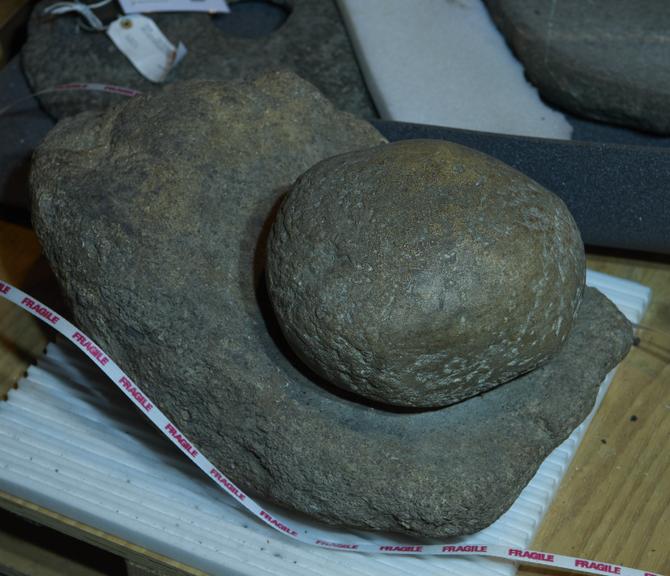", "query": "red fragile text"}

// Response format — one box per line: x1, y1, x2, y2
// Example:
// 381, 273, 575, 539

575, 559, 621, 574
71, 331, 109, 365
21, 297, 60, 325
0, 282, 10, 294
508, 549, 555, 562
259, 510, 298, 537
119, 376, 153, 412
315, 539, 359, 550
442, 545, 488, 553
164, 423, 198, 458
210, 468, 246, 501
379, 545, 423, 553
